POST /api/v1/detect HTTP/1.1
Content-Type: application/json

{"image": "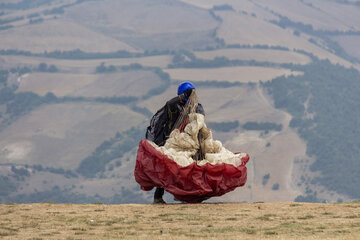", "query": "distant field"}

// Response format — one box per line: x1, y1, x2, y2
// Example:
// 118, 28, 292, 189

0, 202, 359, 239
202, 0, 351, 33
0, 19, 137, 53
255, 0, 359, 31
179, 0, 280, 22
16, 73, 97, 96
65, 0, 218, 35
0, 102, 144, 168
195, 49, 312, 64
65, 0, 218, 50
16, 70, 162, 98
333, 35, 360, 61
164, 66, 302, 83
216, 11, 355, 69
